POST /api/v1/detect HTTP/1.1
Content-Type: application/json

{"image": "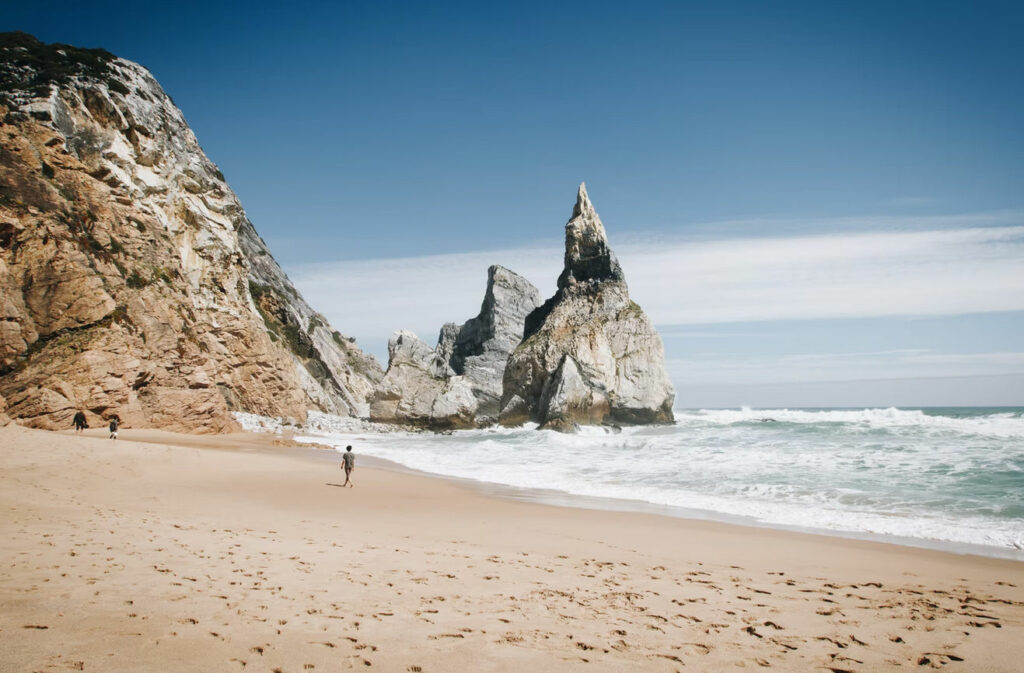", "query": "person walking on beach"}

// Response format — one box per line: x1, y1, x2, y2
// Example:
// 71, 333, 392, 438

108, 416, 119, 440
341, 445, 355, 487
73, 410, 87, 433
